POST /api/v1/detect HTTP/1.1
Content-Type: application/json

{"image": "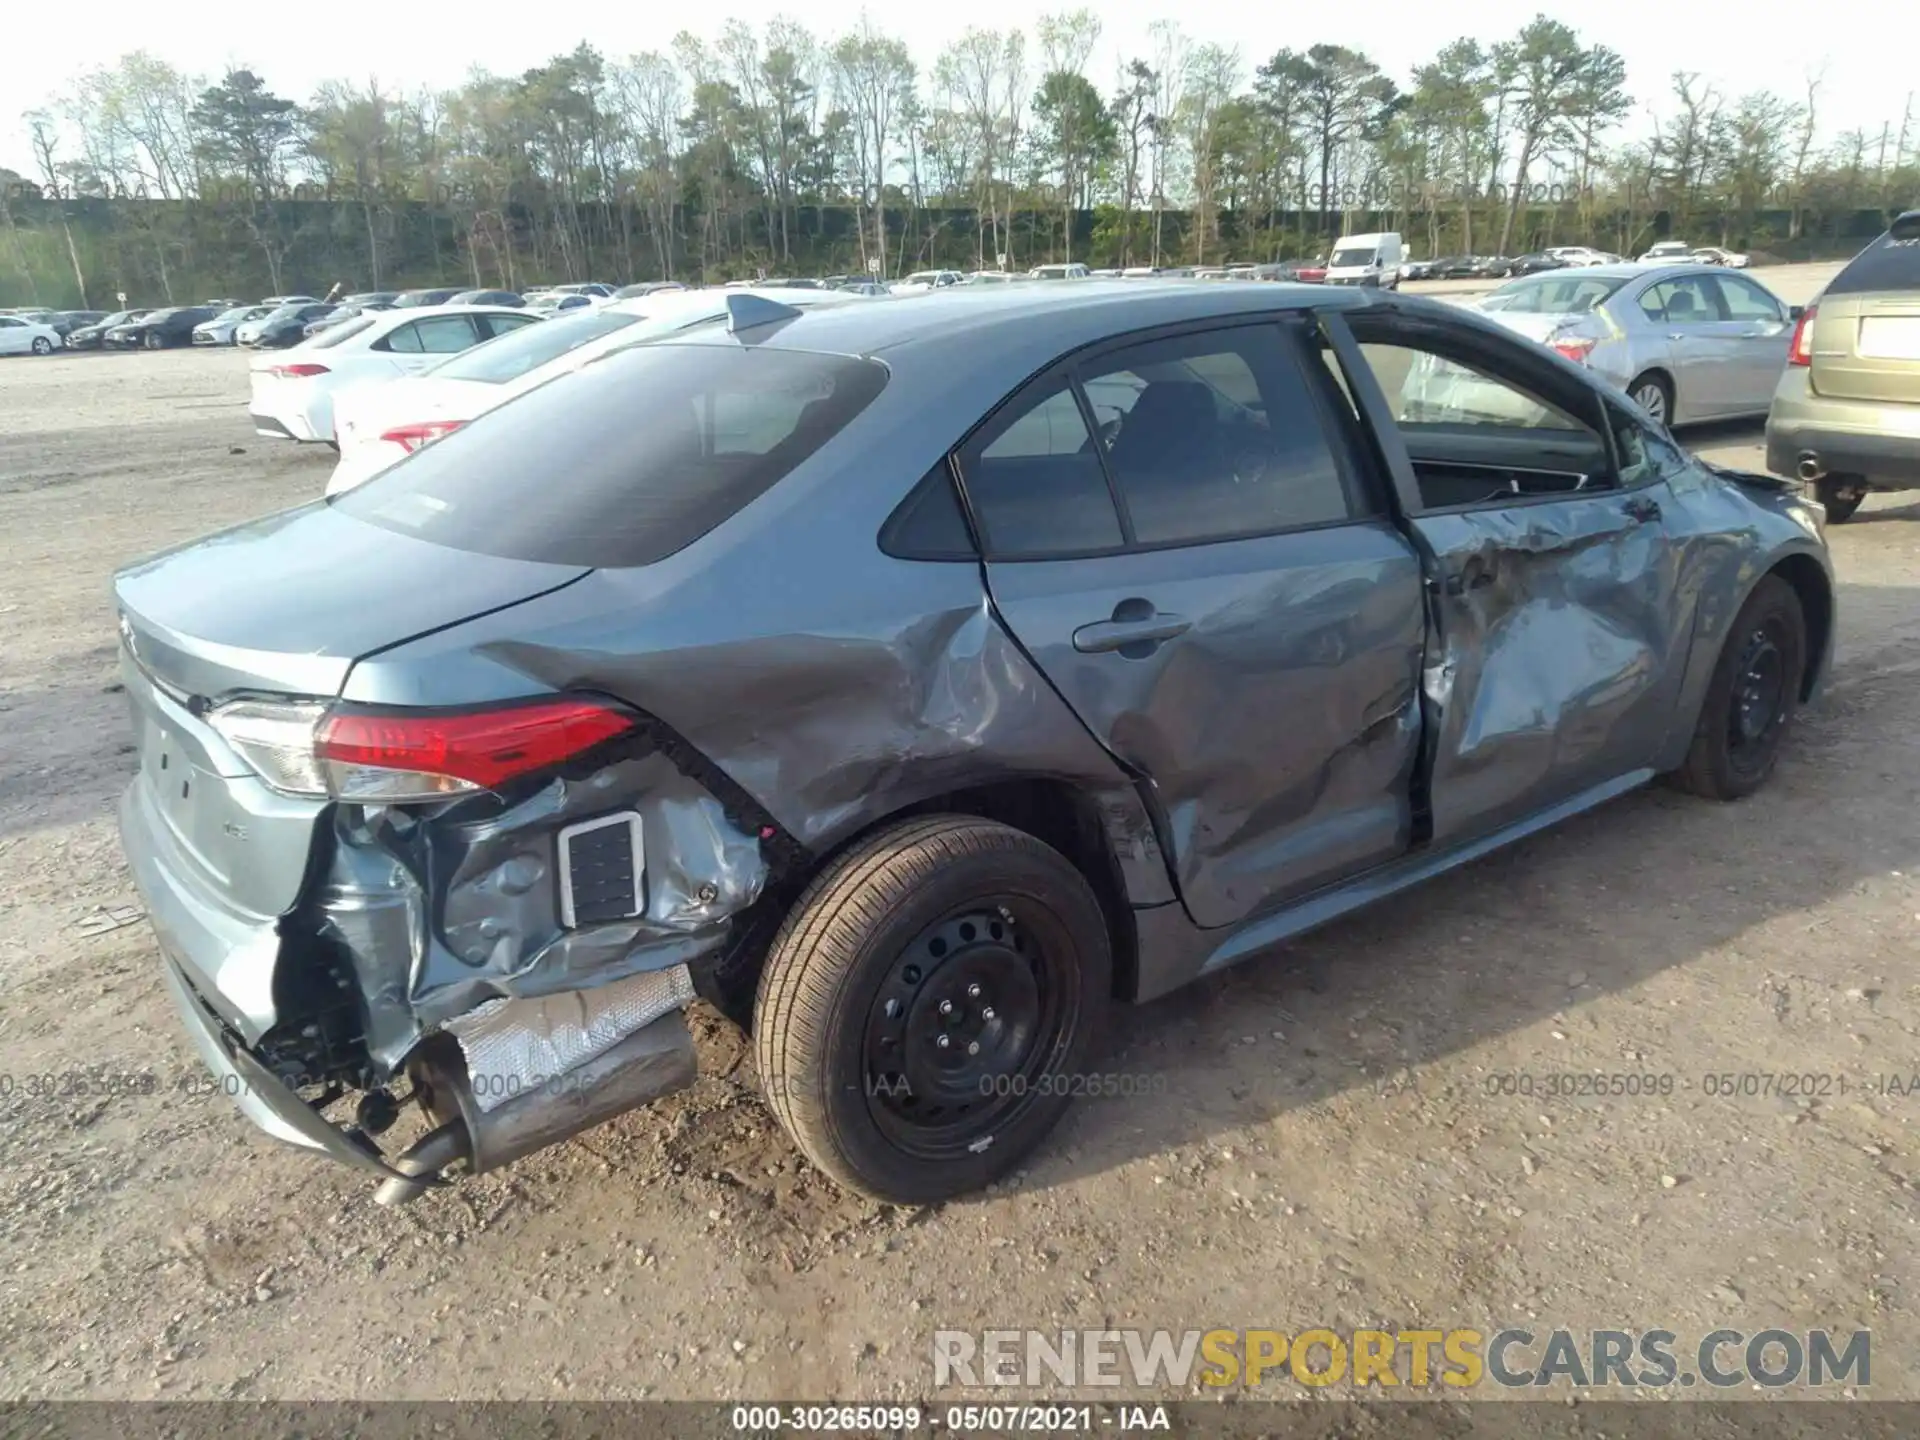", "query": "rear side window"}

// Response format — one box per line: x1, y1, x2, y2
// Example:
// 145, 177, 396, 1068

333, 343, 889, 568
1826, 231, 1920, 297
384, 315, 480, 353
308, 316, 378, 347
